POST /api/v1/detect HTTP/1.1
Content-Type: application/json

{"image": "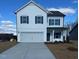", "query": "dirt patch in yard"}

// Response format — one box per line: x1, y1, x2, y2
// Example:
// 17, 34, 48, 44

45, 40, 78, 59
0, 41, 17, 53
